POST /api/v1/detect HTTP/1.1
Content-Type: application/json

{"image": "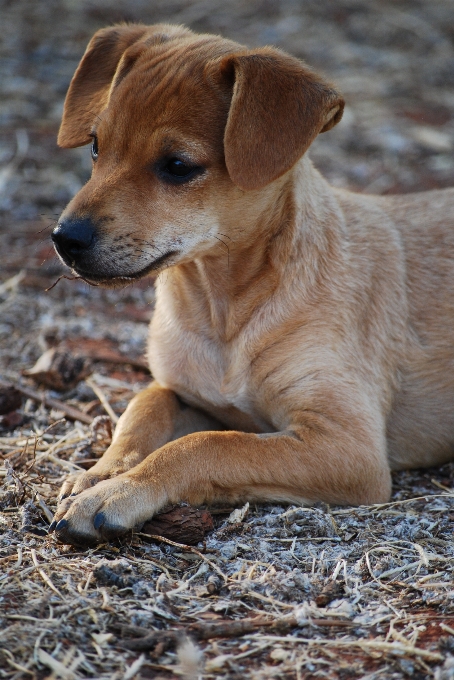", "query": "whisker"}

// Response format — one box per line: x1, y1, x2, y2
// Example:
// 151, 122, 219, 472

45, 274, 99, 292
131, 237, 166, 254
213, 235, 230, 269
37, 220, 57, 234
